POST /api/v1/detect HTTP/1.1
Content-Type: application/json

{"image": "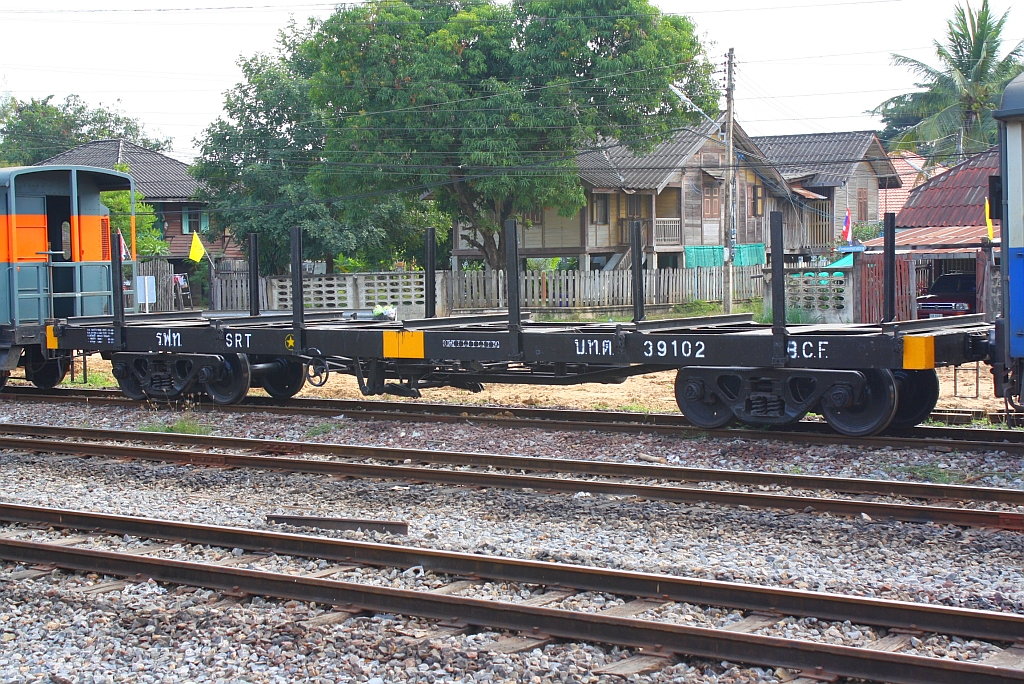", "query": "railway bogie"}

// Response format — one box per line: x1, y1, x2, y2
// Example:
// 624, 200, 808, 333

110, 351, 307, 404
